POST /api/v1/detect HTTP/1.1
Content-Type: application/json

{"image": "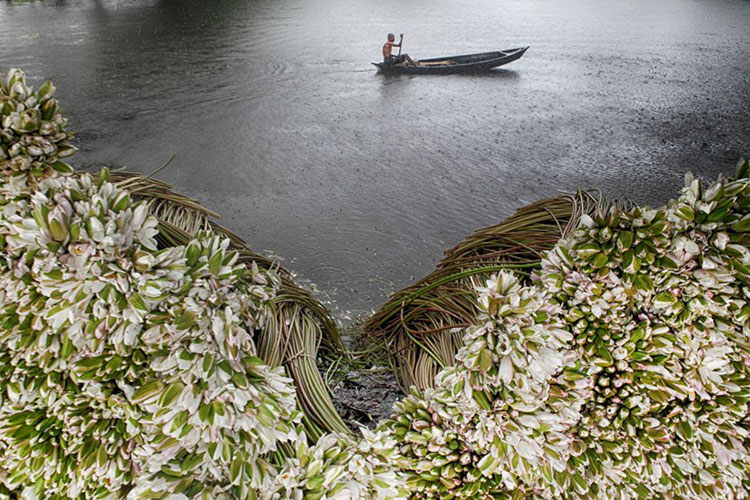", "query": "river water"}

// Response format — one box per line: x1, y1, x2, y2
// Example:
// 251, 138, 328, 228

1, 0, 749, 317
